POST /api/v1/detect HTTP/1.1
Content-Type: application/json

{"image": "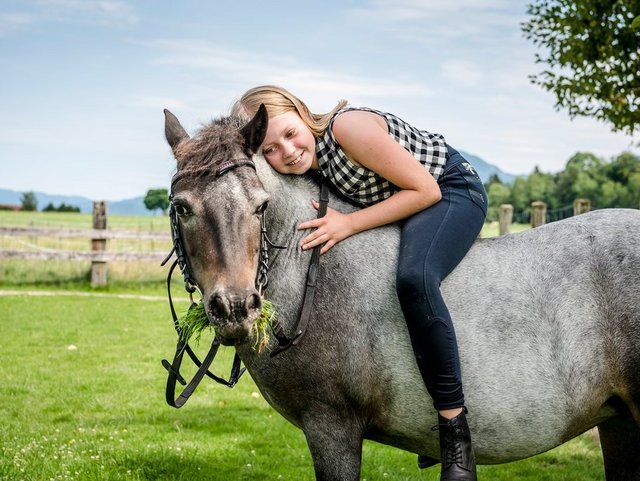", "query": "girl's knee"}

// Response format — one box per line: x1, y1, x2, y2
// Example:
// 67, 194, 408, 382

396, 266, 425, 301
396, 266, 442, 307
